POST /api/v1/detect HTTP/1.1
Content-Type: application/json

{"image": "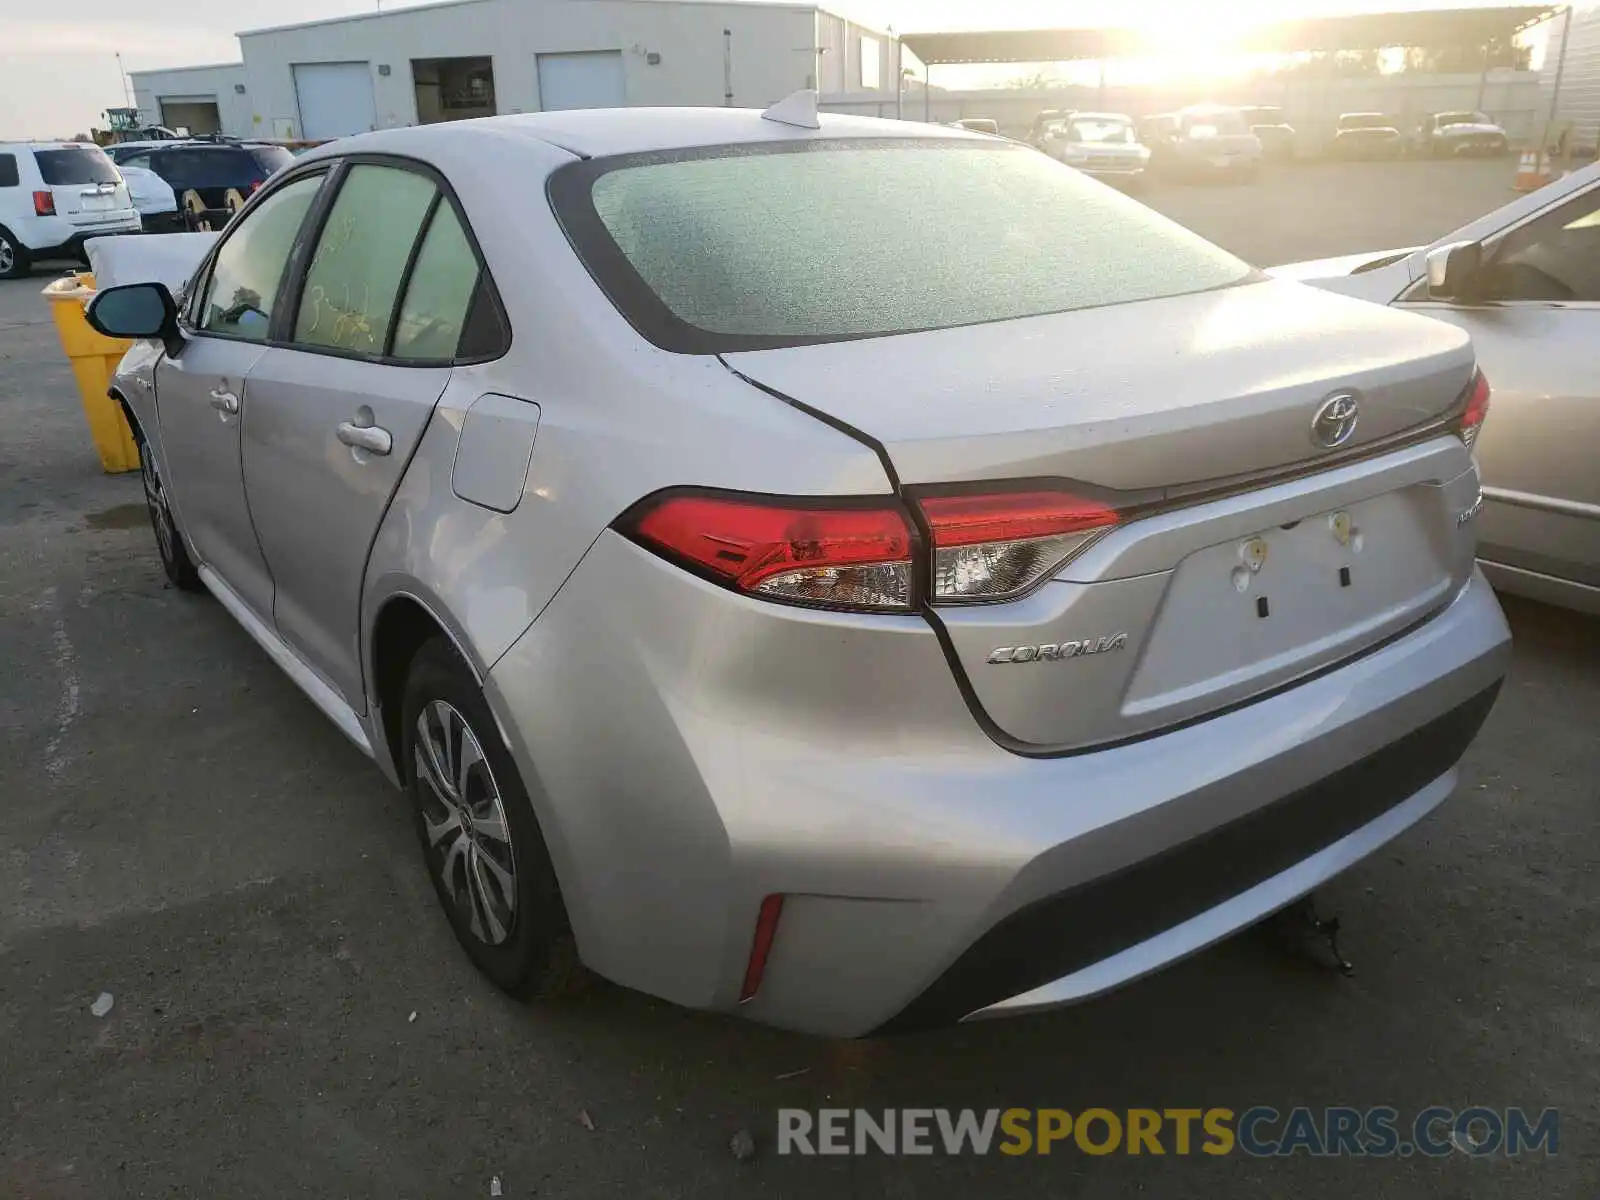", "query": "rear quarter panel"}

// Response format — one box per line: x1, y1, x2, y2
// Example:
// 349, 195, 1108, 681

358, 130, 892, 771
